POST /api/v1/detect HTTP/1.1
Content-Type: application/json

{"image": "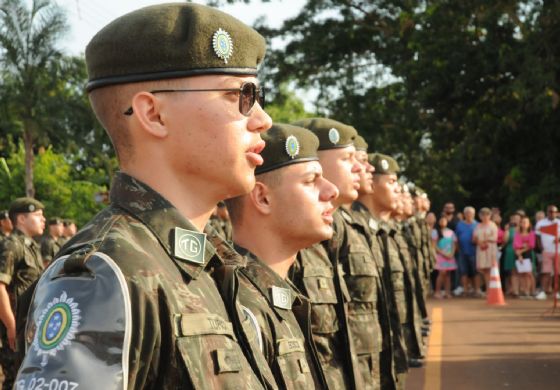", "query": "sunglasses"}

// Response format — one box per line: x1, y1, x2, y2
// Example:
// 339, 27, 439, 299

123, 81, 265, 117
